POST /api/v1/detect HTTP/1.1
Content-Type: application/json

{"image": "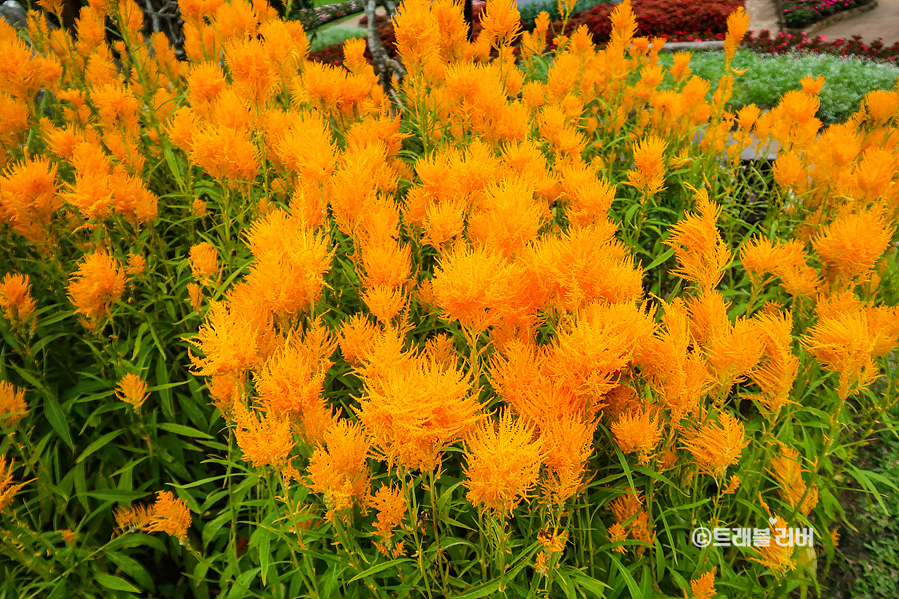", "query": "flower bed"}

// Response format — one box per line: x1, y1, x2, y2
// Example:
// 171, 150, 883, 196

783, 0, 874, 28
746, 29, 899, 62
